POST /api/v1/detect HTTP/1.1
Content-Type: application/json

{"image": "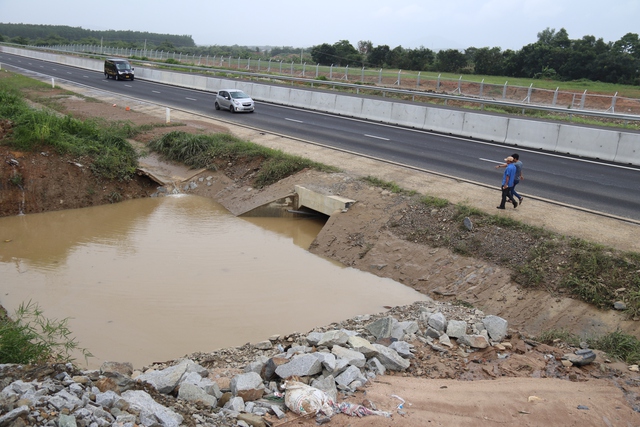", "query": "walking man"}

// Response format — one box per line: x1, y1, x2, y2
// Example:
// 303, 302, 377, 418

510, 154, 524, 204
497, 156, 518, 209
496, 153, 524, 204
